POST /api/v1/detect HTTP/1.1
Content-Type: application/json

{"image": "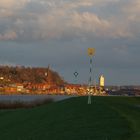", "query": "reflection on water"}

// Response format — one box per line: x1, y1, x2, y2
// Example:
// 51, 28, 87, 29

0, 95, 75, 103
